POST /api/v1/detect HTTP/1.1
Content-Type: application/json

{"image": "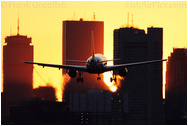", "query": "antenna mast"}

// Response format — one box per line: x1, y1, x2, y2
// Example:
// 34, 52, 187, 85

17, 13, 19, 35
131, 14, 133, 27
127, 13, 129, 27
93, 12, 96, 21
